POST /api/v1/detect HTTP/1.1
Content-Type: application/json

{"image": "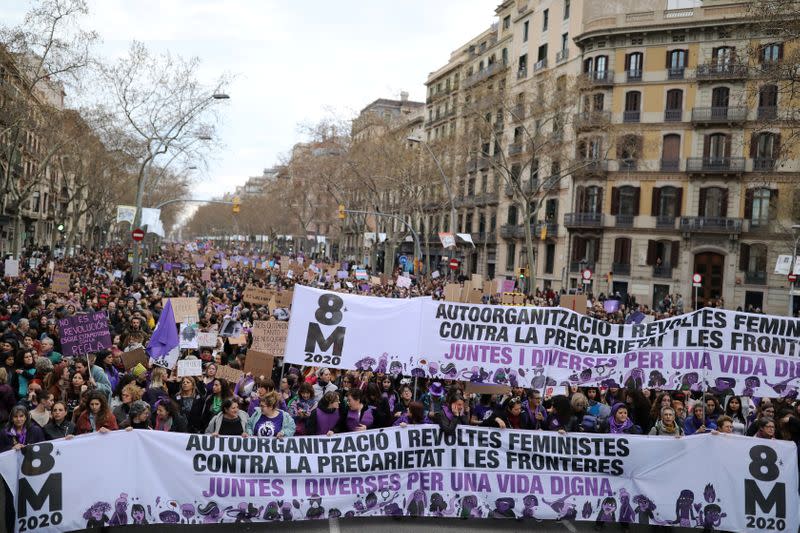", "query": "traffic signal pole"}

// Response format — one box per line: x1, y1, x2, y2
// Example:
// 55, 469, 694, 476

340, 207, 423, 274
